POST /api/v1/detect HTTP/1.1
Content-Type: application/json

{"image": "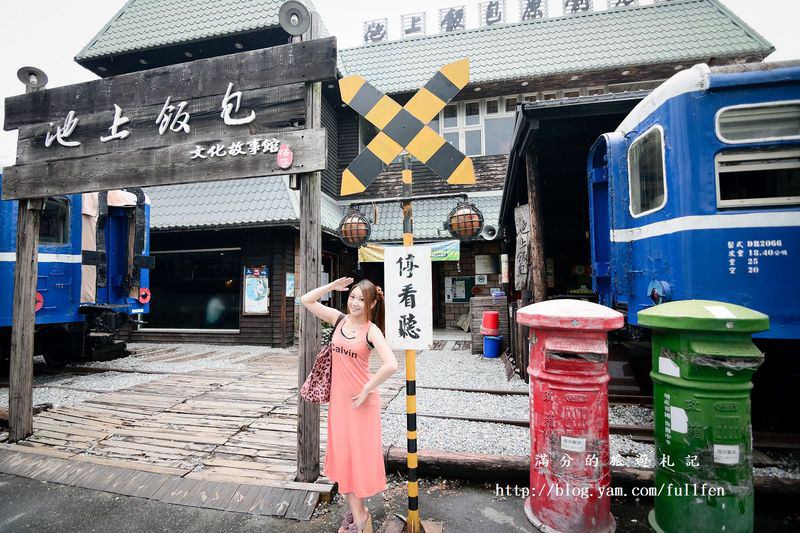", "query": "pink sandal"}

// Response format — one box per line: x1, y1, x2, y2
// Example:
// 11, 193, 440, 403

339, 509, 354, 532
